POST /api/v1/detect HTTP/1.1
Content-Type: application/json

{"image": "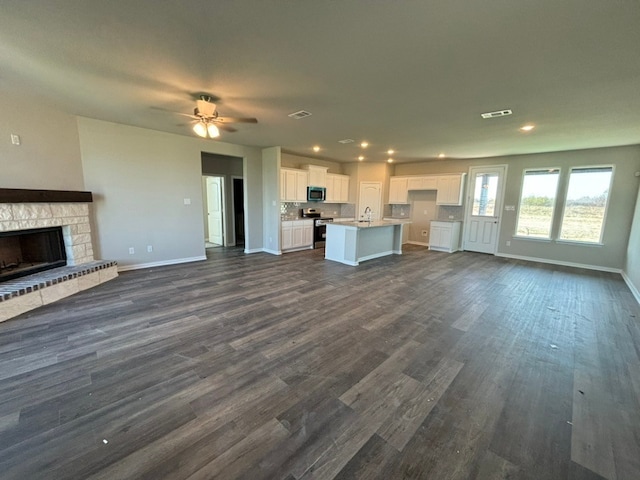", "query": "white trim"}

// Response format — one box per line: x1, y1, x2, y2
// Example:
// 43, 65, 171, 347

407, 241, 429, 247
495, 252, 621, 273
262, 248, 282, 255
118, 256, 207, 272
359, 250, 395, 262
244, 247, 265, 254
622, 271, 640, 305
